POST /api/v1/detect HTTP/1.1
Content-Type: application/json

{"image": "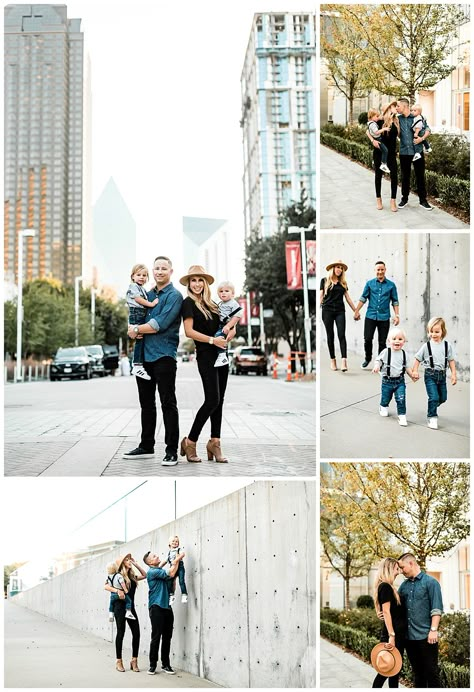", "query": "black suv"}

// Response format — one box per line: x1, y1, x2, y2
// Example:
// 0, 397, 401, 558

50, 347, 93, 381
102, 344, 119, 375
